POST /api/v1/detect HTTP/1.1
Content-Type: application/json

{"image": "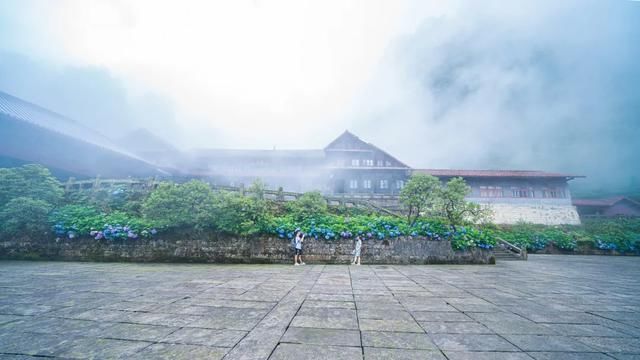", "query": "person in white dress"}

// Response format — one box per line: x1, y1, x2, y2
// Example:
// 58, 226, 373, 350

351, 236, 362, 265
294, 232, 306, 266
